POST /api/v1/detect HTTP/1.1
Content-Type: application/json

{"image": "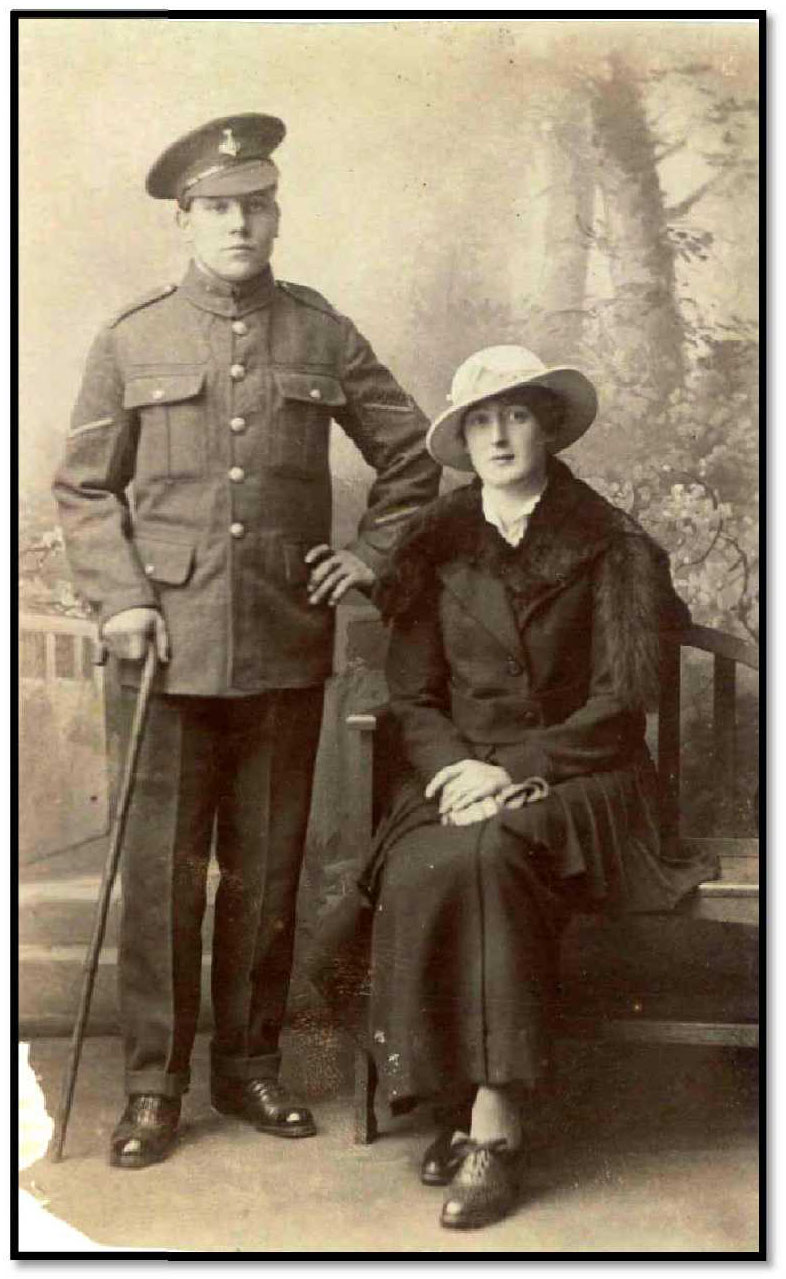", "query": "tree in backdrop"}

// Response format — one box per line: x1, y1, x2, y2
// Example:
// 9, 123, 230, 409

576, 54, 758, 644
